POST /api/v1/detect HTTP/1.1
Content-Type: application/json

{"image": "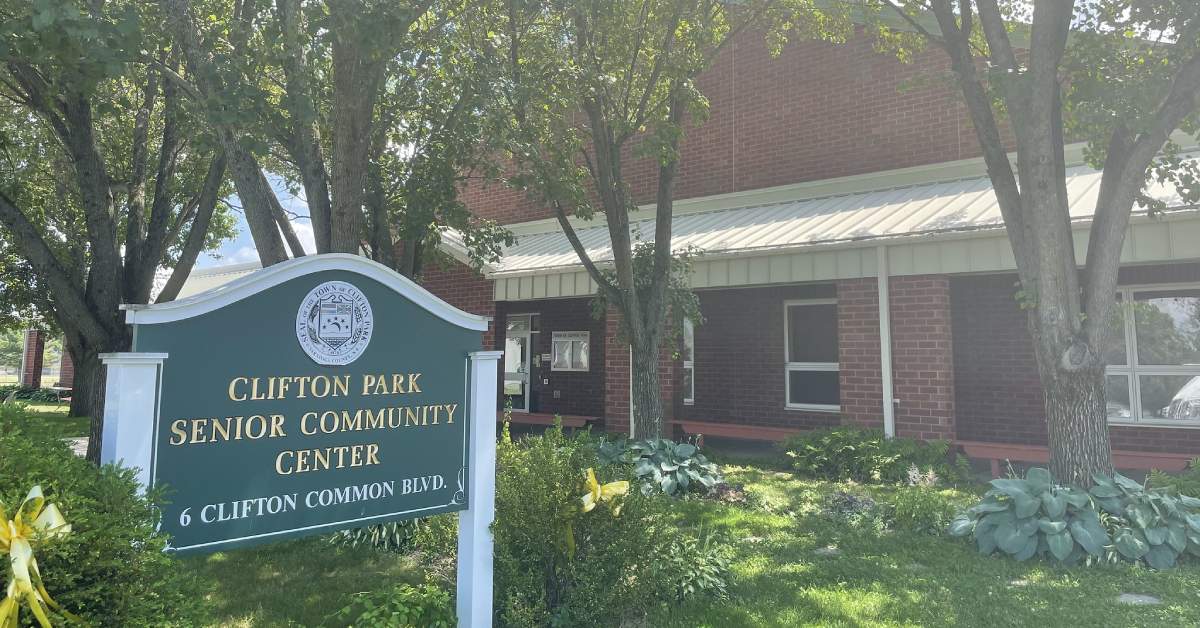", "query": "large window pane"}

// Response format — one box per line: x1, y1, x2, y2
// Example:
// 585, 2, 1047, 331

1105, 375, 1132, 420
1133, 289, 1200, 366
787, 370, 840, 407
682, 366, 694, 404
682, 318, 695, 362
787, 303, 838, 363
1139, 375, 1200, 421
